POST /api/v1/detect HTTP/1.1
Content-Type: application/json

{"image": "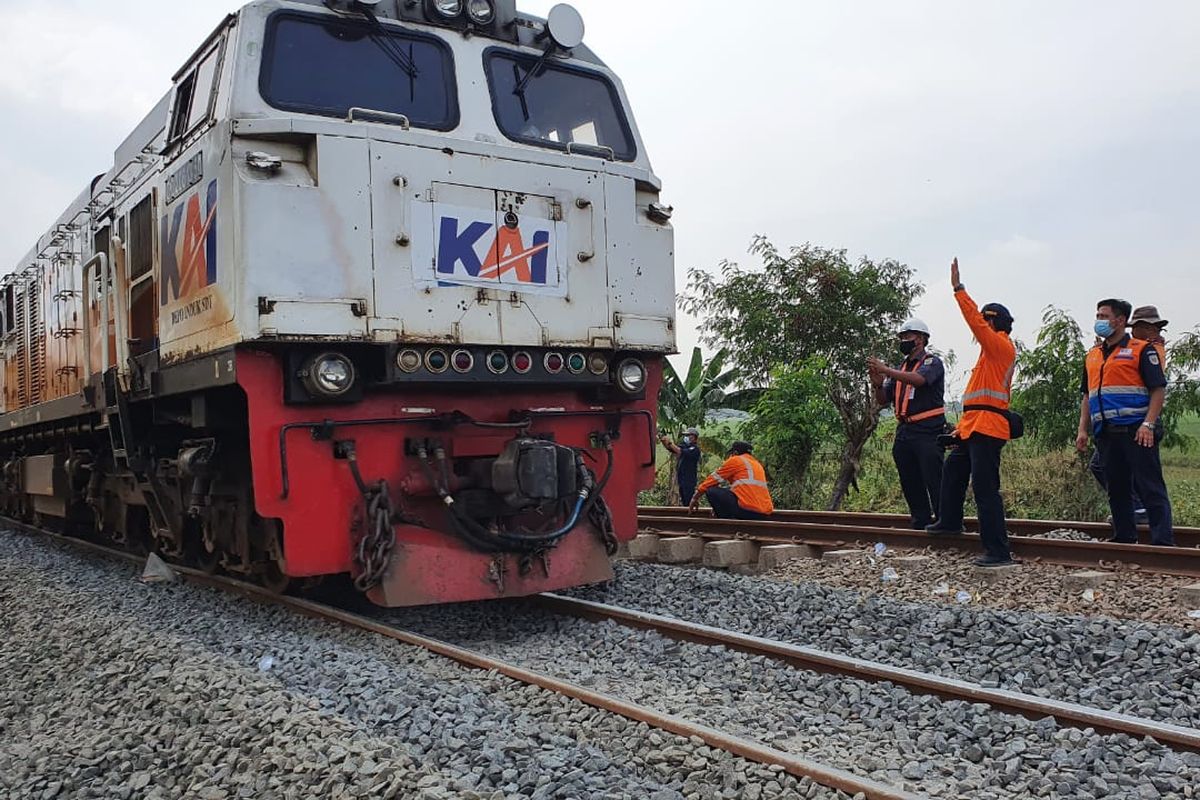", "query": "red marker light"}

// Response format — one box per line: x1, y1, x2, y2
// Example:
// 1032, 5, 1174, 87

452, 350, 474, 373
513, 352, 532, 373
544, 353, 564, 374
